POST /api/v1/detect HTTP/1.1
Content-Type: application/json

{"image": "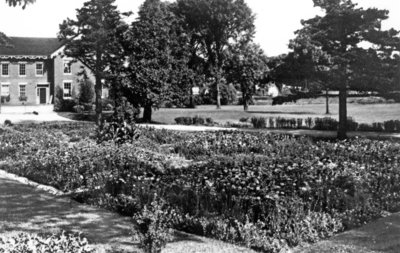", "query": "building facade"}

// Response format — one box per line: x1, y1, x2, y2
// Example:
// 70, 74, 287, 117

0, 37, 95, 106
